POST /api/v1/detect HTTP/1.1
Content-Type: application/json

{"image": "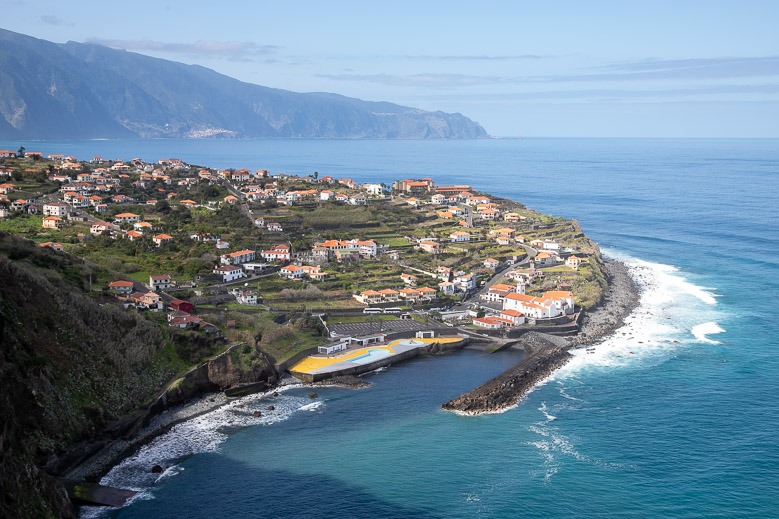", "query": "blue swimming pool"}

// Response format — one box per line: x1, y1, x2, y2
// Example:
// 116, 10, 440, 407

347, 349, 392, 364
